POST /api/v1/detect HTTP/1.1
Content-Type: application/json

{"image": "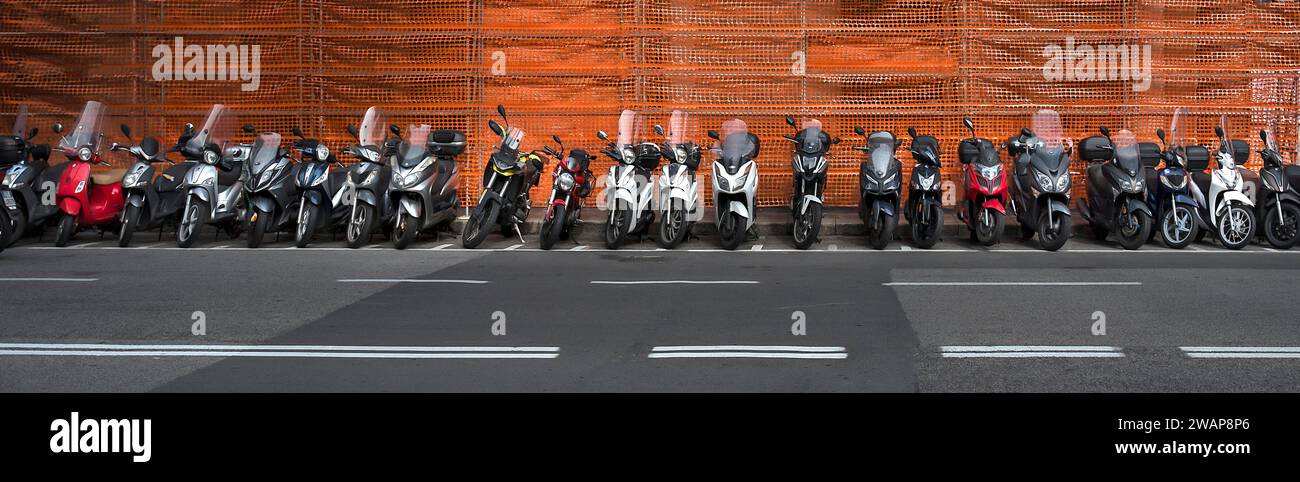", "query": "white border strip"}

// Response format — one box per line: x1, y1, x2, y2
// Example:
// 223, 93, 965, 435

653, 345, 845, 353
592, 280, 759, 285
336, 279, 489, 284
0, 343, 557, 352
887, 282, 1141, 286
1181, 347, 1300, 359
0, 350, 557, 359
